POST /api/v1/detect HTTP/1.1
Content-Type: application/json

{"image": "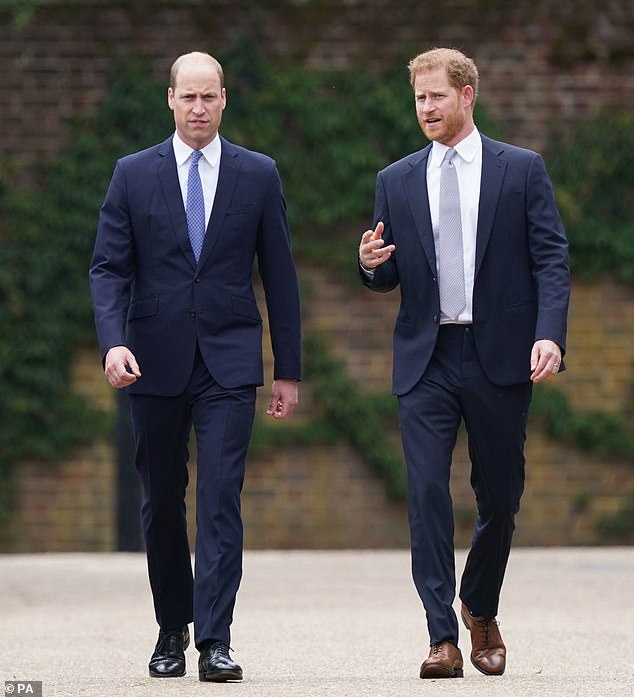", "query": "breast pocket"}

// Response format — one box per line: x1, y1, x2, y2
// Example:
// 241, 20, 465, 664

226, 203, 258, 216
497, 190, 523, 206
